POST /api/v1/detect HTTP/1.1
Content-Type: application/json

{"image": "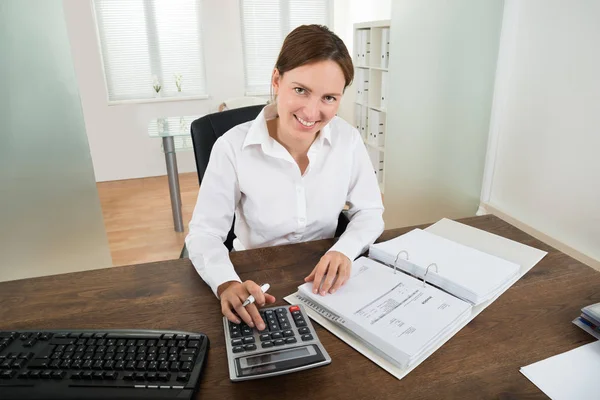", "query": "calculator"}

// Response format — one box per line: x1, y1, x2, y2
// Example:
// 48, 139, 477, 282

223, 304, 331, 381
